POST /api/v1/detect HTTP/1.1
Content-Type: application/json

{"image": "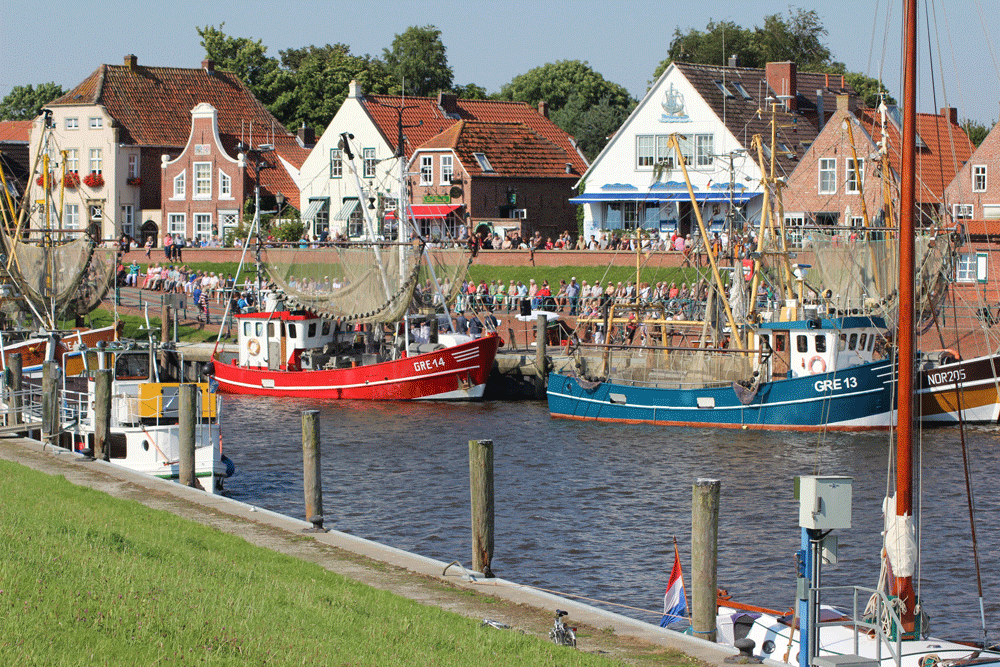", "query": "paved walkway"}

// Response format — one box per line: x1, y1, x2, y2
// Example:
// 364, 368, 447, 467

0, 433, 738, 666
